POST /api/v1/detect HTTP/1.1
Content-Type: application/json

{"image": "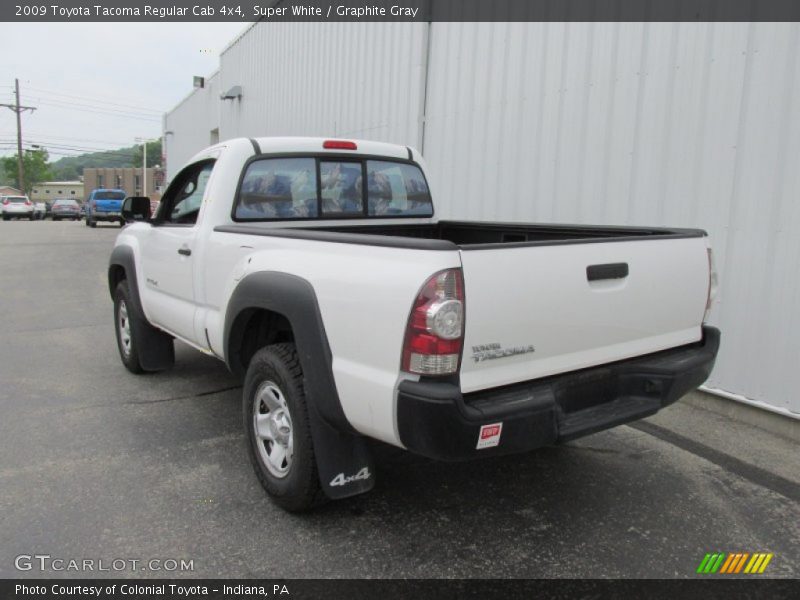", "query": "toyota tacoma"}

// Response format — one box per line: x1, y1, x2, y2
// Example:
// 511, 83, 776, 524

108, 137, 720, 511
